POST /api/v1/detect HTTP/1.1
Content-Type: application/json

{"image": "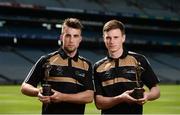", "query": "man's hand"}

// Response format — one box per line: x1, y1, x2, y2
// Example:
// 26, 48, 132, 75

119, 90, 138, 104
135, 92, 148, 105
37, 90, 51, 104
50, 89, 63, 103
